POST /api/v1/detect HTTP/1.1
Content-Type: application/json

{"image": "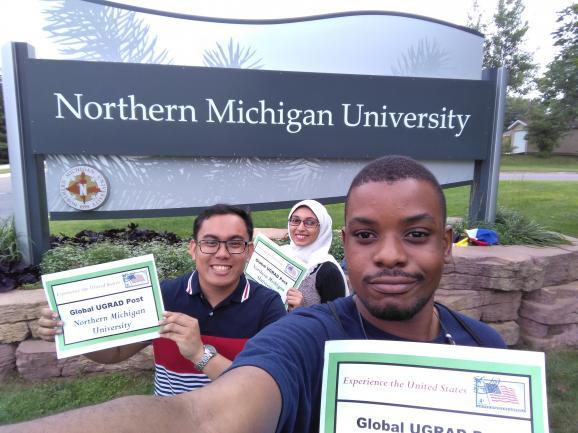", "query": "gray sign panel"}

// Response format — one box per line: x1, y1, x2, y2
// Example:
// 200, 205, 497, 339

22, 59, 494, 160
